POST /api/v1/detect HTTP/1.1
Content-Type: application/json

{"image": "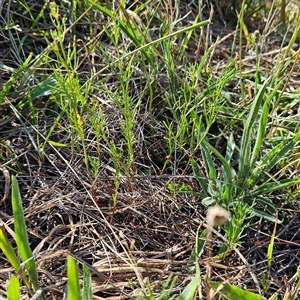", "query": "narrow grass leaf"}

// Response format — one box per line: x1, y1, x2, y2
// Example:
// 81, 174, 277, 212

19, 77, 57, 108
0, 225, 32, 289
161, 37, 178, 97
251, 178, 300, 196
250, 80, 283, 168
225, 133, 235, 163
7, 275, 20, 300
238, 77, 271, 180
177, 263, 201, 300
82, 264, 92, 300
200, 139, 217, 181
251, 209, 282, 224
0, 225, 21, 274
11, 176, 39, 291
86, 0, 151, 63
0, 53, 33, 103
267, 217, 278, 268
245, 195, 277, 213
249, 95, 270, 168
203, 140, 234, 204
211, 282, 266, 300
189, 229, 208, 271
67, 256, 81, 300
191, 160, 209, 196
253, 133, 300, 183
